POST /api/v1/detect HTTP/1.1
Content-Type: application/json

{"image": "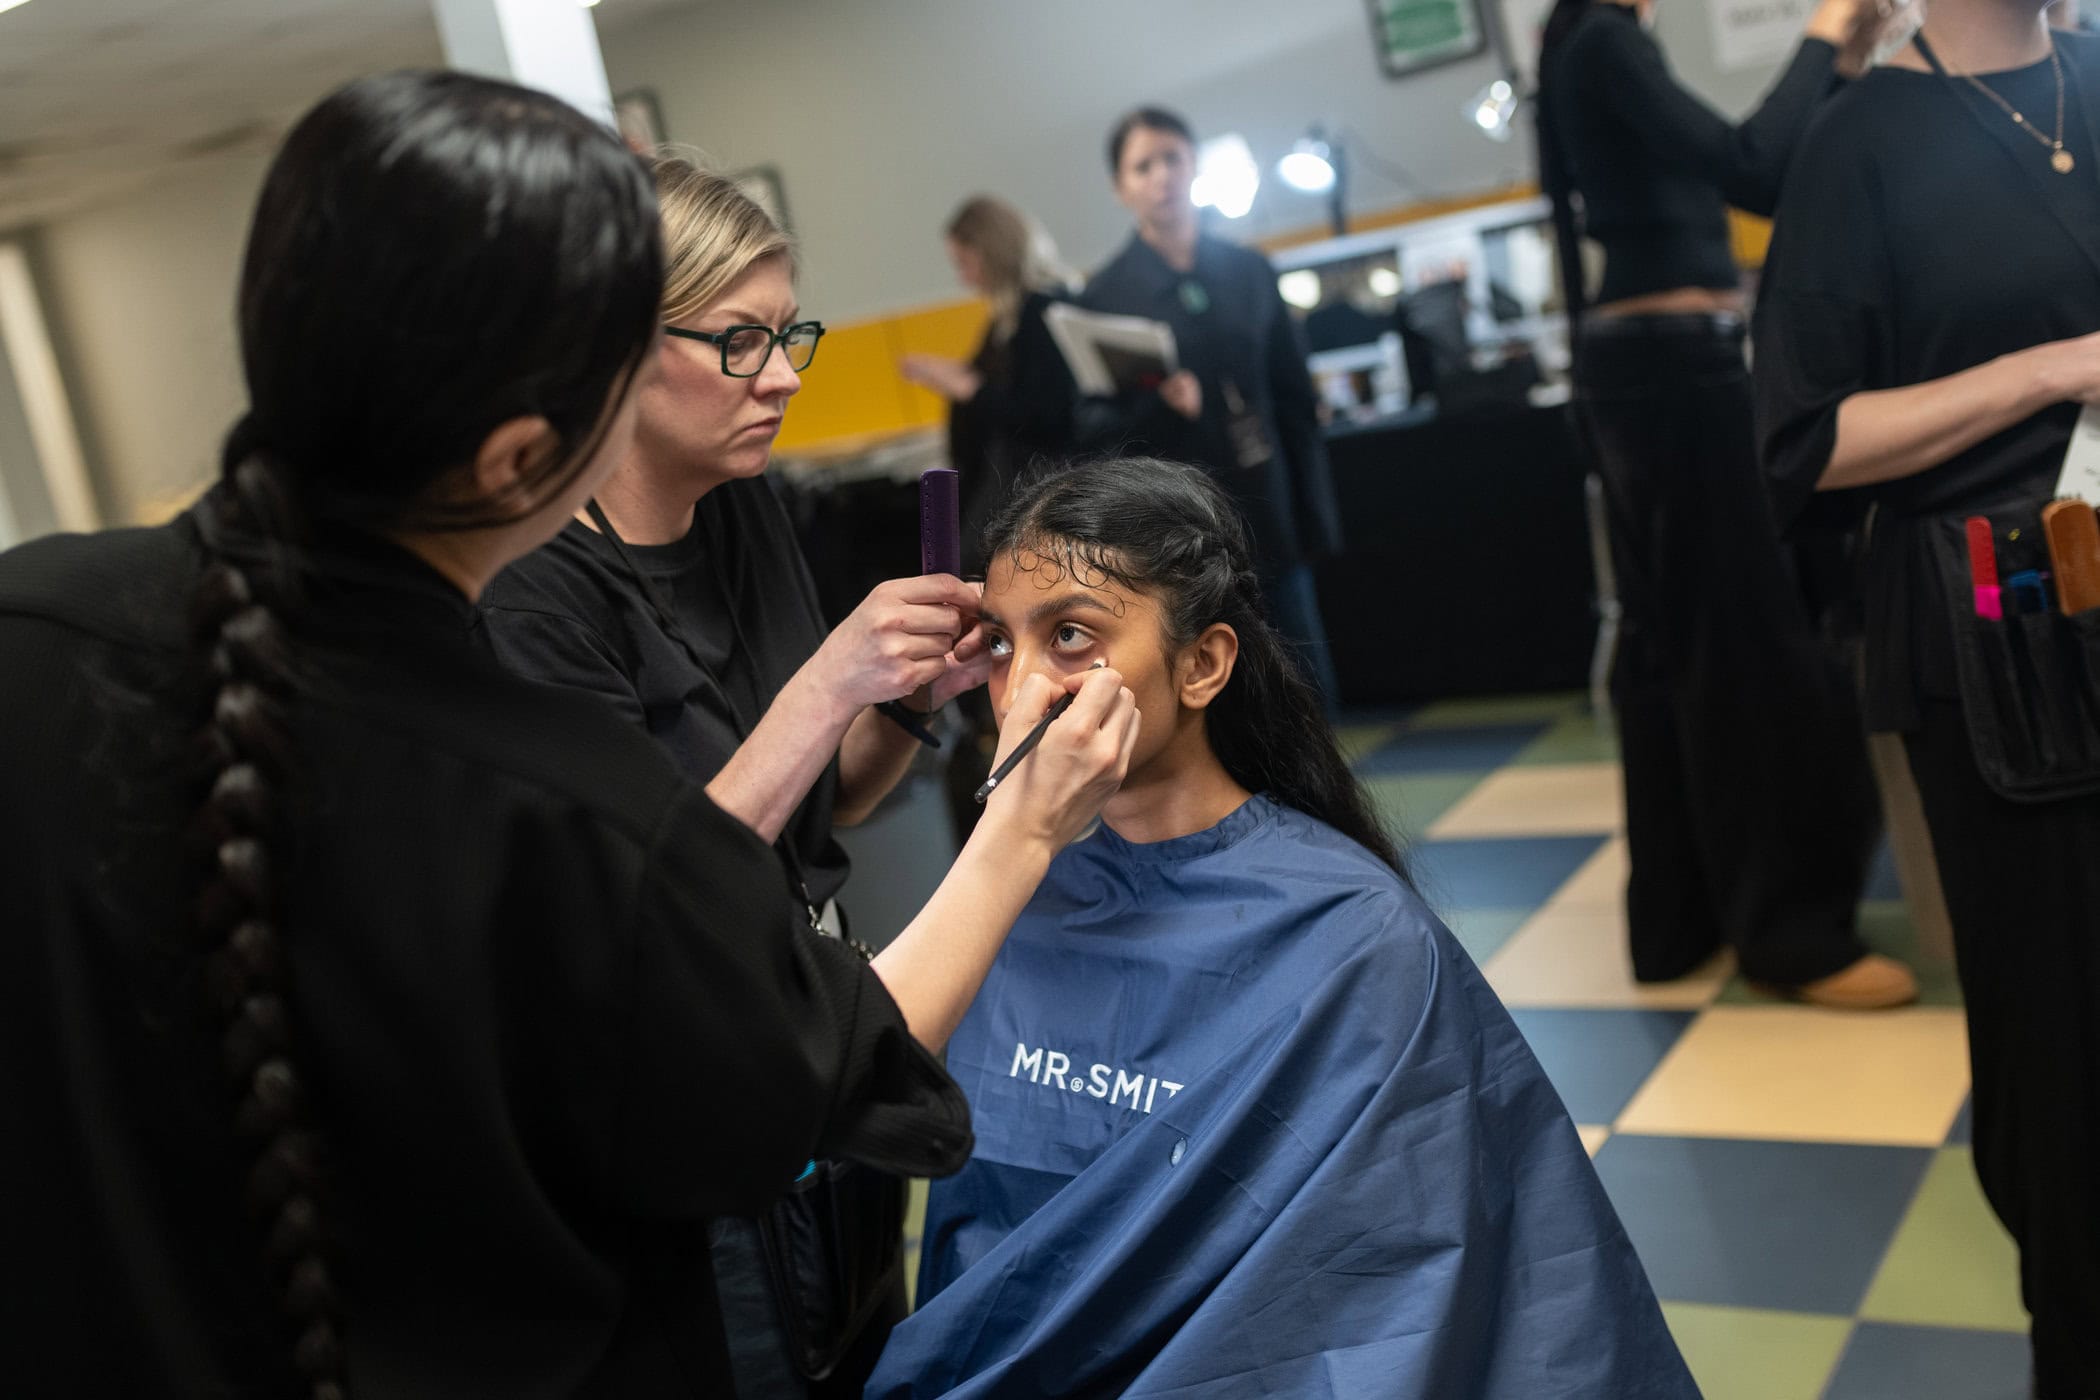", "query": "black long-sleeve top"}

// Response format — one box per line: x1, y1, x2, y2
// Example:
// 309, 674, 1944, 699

1754, 35, 2100, 728
0, 499, 970, 1397
1077, 234, 1343, 573
1540, 3, 1841, 305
